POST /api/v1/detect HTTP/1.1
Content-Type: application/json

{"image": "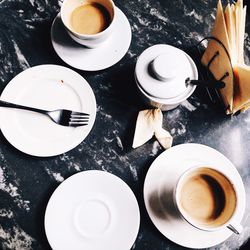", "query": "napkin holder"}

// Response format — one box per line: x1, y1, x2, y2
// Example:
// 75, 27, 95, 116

194, 36, 236, 113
